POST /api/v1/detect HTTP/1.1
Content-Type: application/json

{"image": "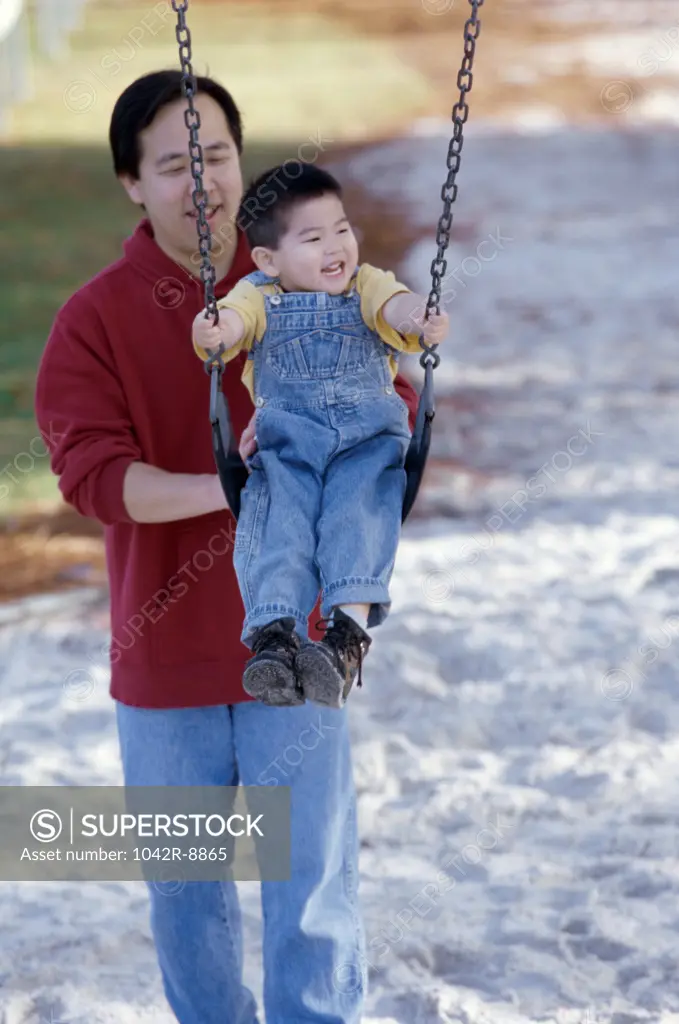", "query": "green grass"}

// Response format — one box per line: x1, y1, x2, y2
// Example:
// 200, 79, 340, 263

8, 3, 433, 145
0, 2, 435, 514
